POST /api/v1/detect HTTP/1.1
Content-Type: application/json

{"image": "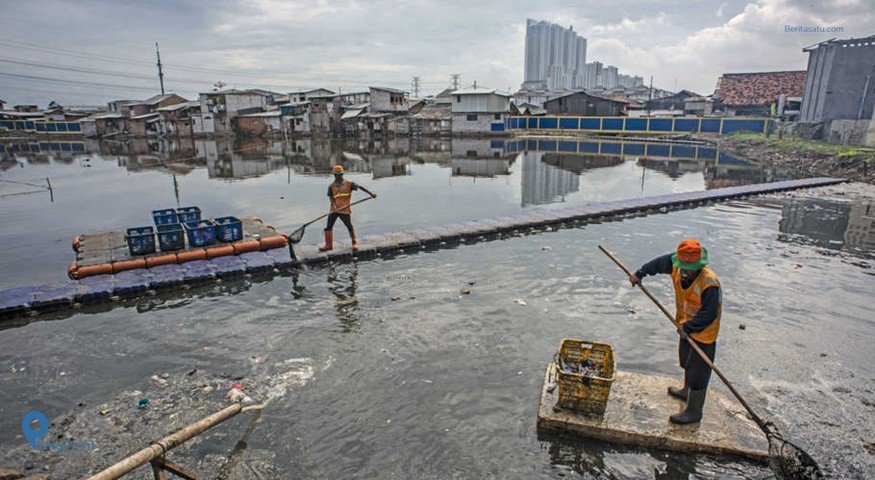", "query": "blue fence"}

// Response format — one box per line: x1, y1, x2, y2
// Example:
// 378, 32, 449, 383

0, 141, 87, 154
505, 116, 772, 135
0, 120, 83, 134
503, 137, 752, 166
